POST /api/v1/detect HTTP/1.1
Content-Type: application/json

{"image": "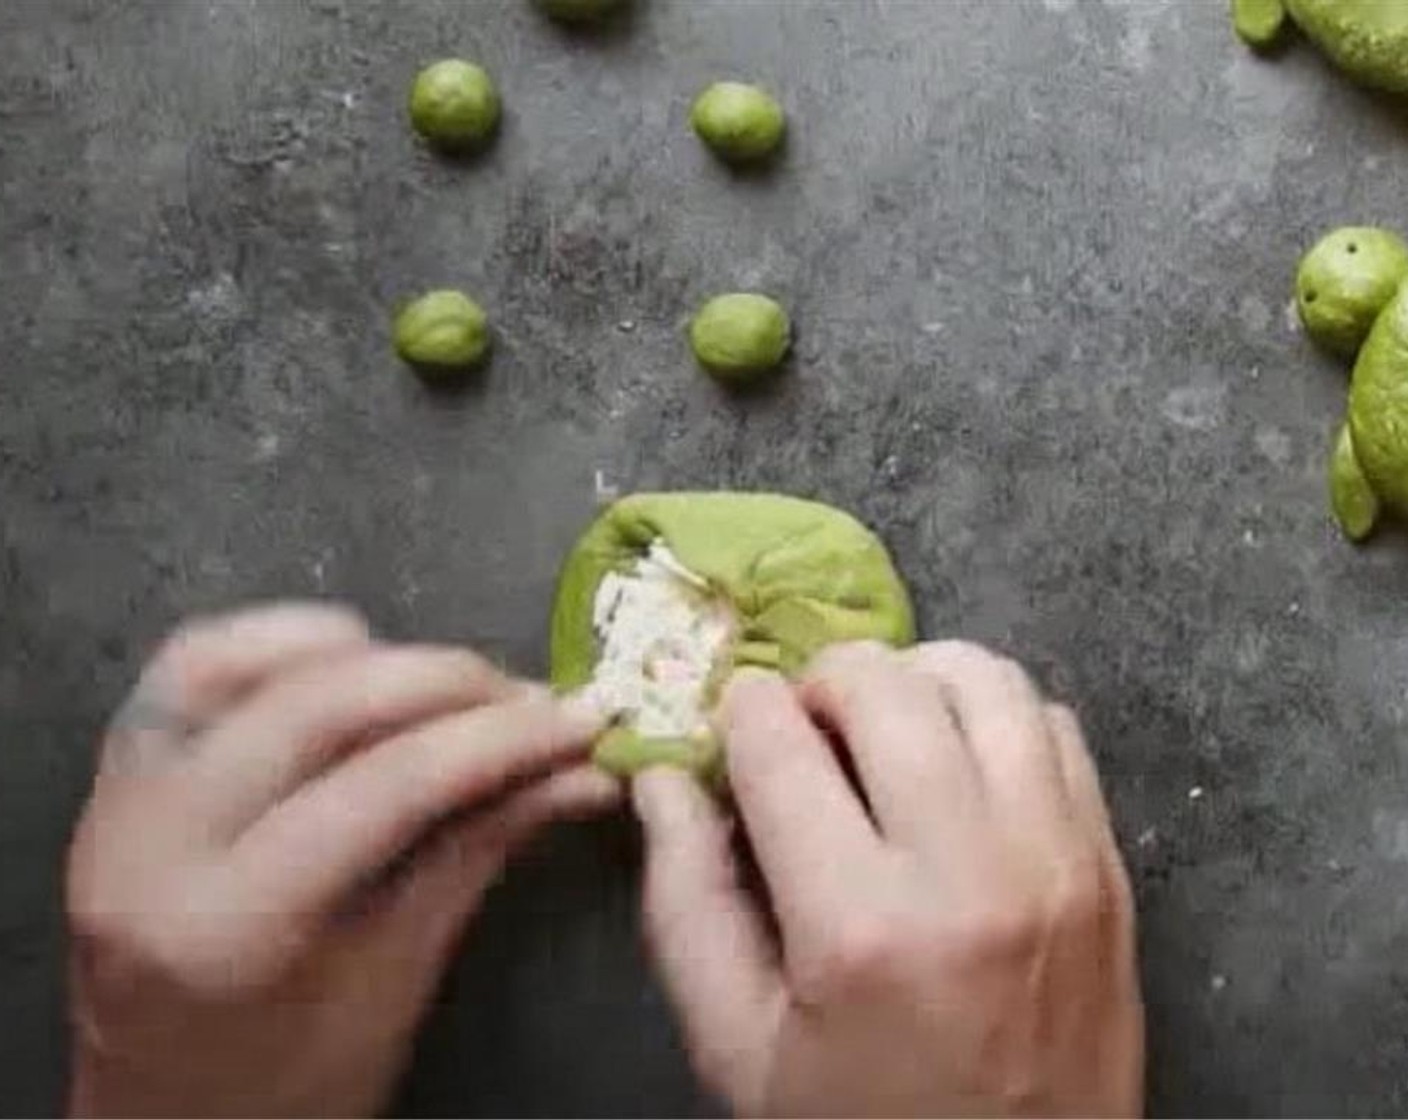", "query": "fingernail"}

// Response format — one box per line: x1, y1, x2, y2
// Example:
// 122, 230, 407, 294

719, 666, 783, 714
